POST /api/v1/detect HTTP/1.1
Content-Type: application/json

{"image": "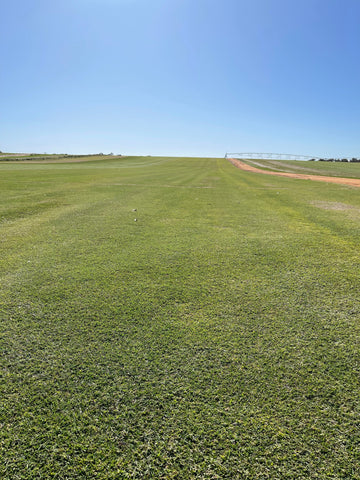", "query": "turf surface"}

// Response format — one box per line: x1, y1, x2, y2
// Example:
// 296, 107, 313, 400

1, 156, 360, 479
